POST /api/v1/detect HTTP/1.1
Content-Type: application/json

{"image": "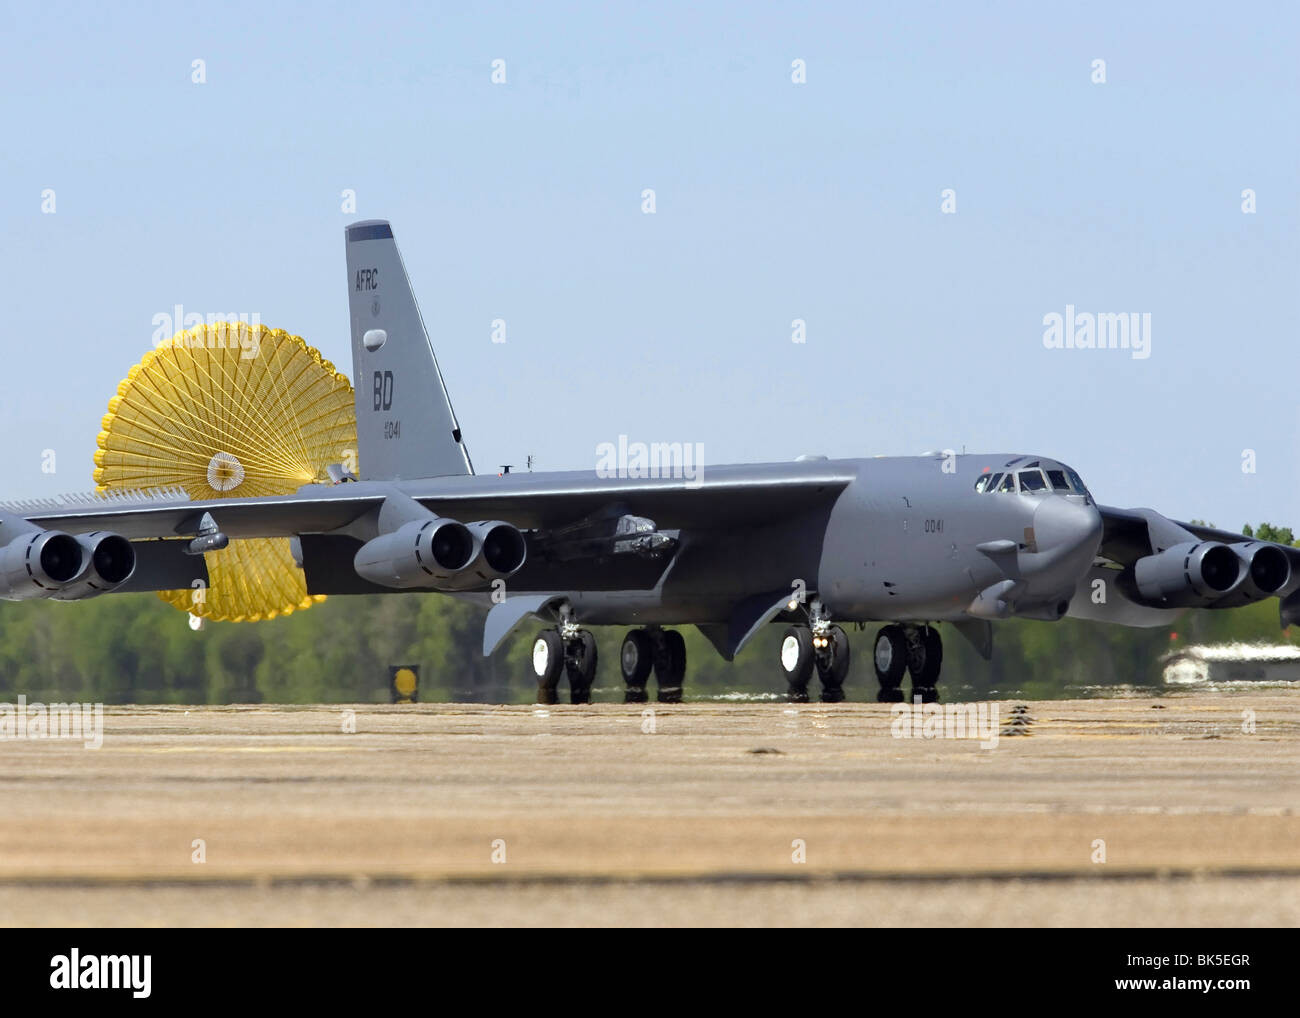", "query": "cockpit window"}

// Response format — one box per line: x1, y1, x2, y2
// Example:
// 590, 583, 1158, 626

978, 460, 1089, 496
